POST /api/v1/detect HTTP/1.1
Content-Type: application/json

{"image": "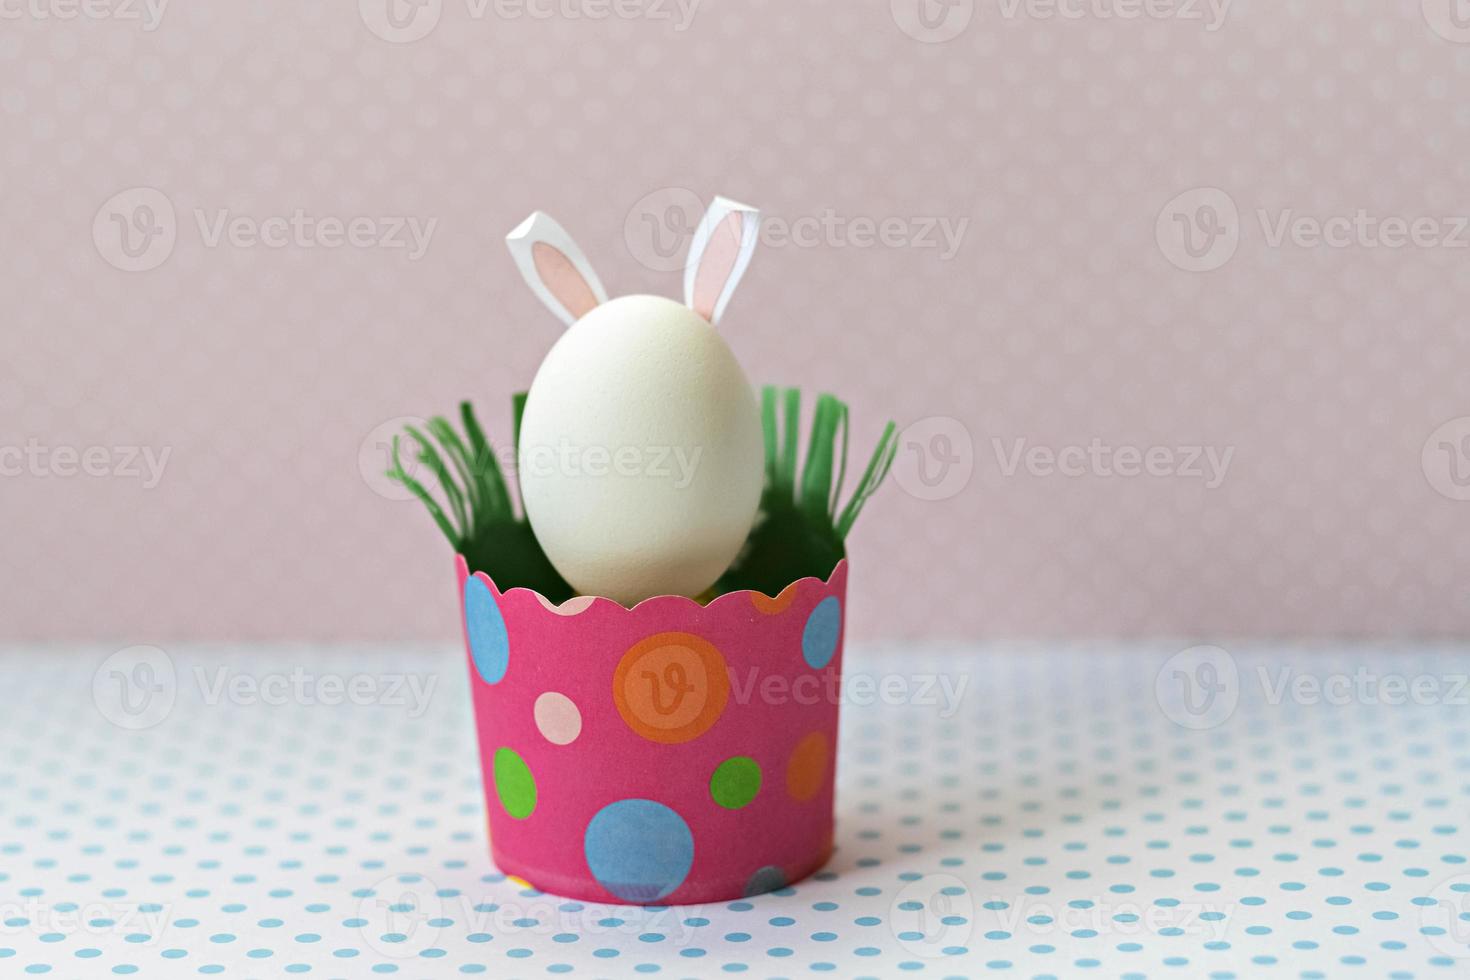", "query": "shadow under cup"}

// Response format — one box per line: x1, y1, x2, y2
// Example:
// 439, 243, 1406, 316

457, 555, 847, 905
